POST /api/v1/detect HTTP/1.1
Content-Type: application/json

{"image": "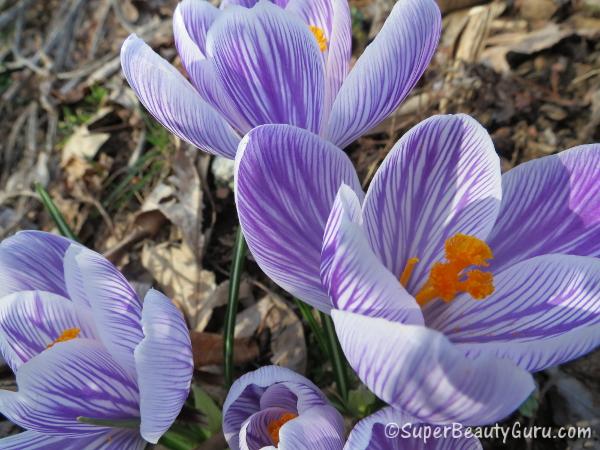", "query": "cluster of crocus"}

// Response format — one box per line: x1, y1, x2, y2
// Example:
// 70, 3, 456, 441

235, 115, 600, 425
0, 231, 193, 448
223, 366, 484, 449
120, 0, 442, 158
